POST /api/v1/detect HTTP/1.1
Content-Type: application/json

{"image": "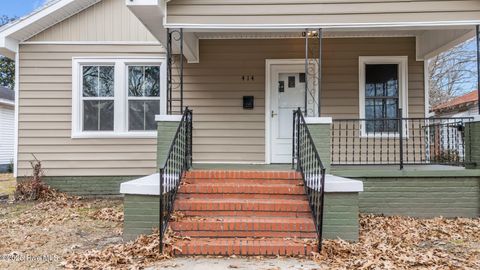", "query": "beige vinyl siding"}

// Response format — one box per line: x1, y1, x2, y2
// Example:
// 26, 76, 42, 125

17, 44, 164, 177
27, 0, 157, 42
18, 37, 424, 176
167, 0, 480, 25
179, 37, 424, 164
